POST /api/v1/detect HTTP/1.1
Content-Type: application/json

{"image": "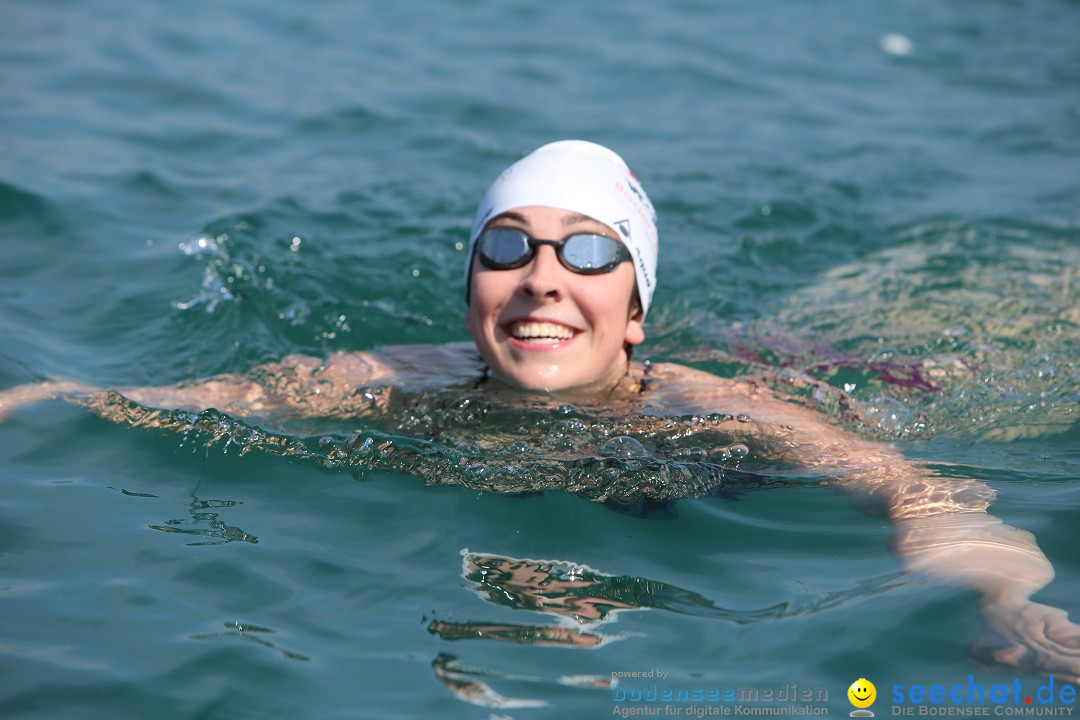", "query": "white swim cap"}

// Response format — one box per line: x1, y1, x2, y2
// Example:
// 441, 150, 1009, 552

466, 140, 659, 317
